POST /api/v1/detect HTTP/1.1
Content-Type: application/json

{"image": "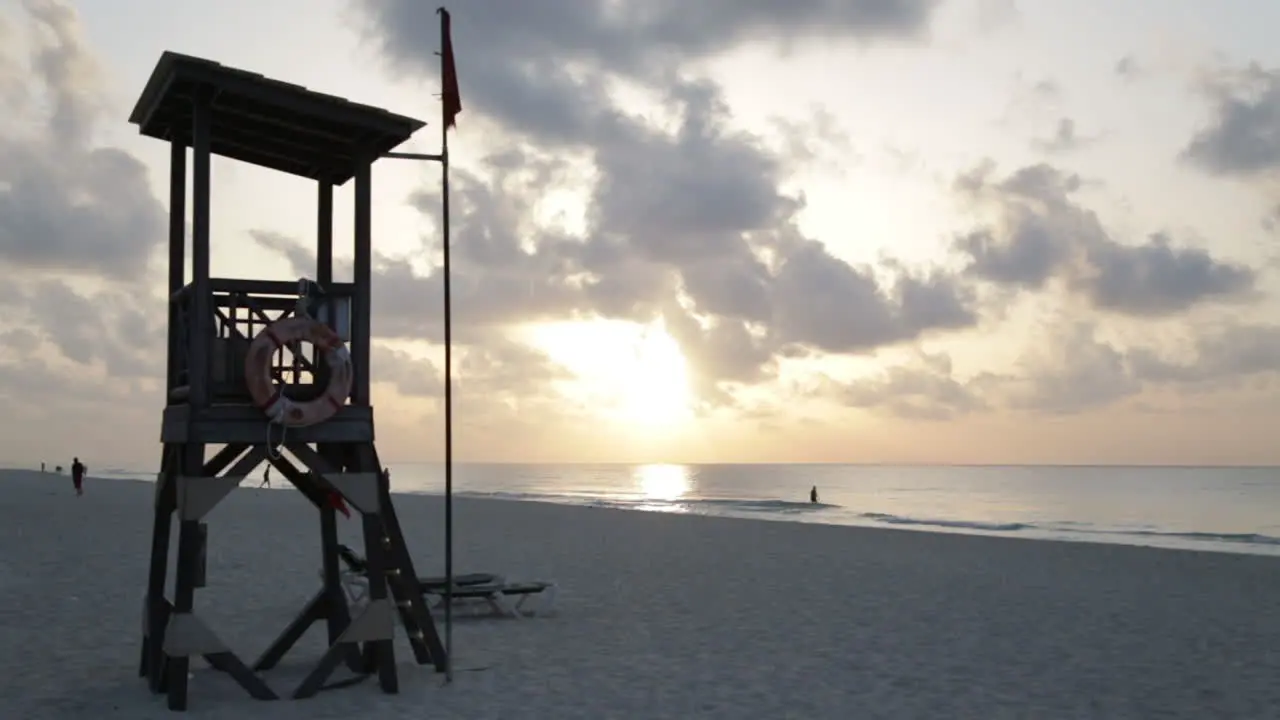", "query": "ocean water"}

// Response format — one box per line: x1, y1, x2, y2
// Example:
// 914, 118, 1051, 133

96, 463, 1280, 556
